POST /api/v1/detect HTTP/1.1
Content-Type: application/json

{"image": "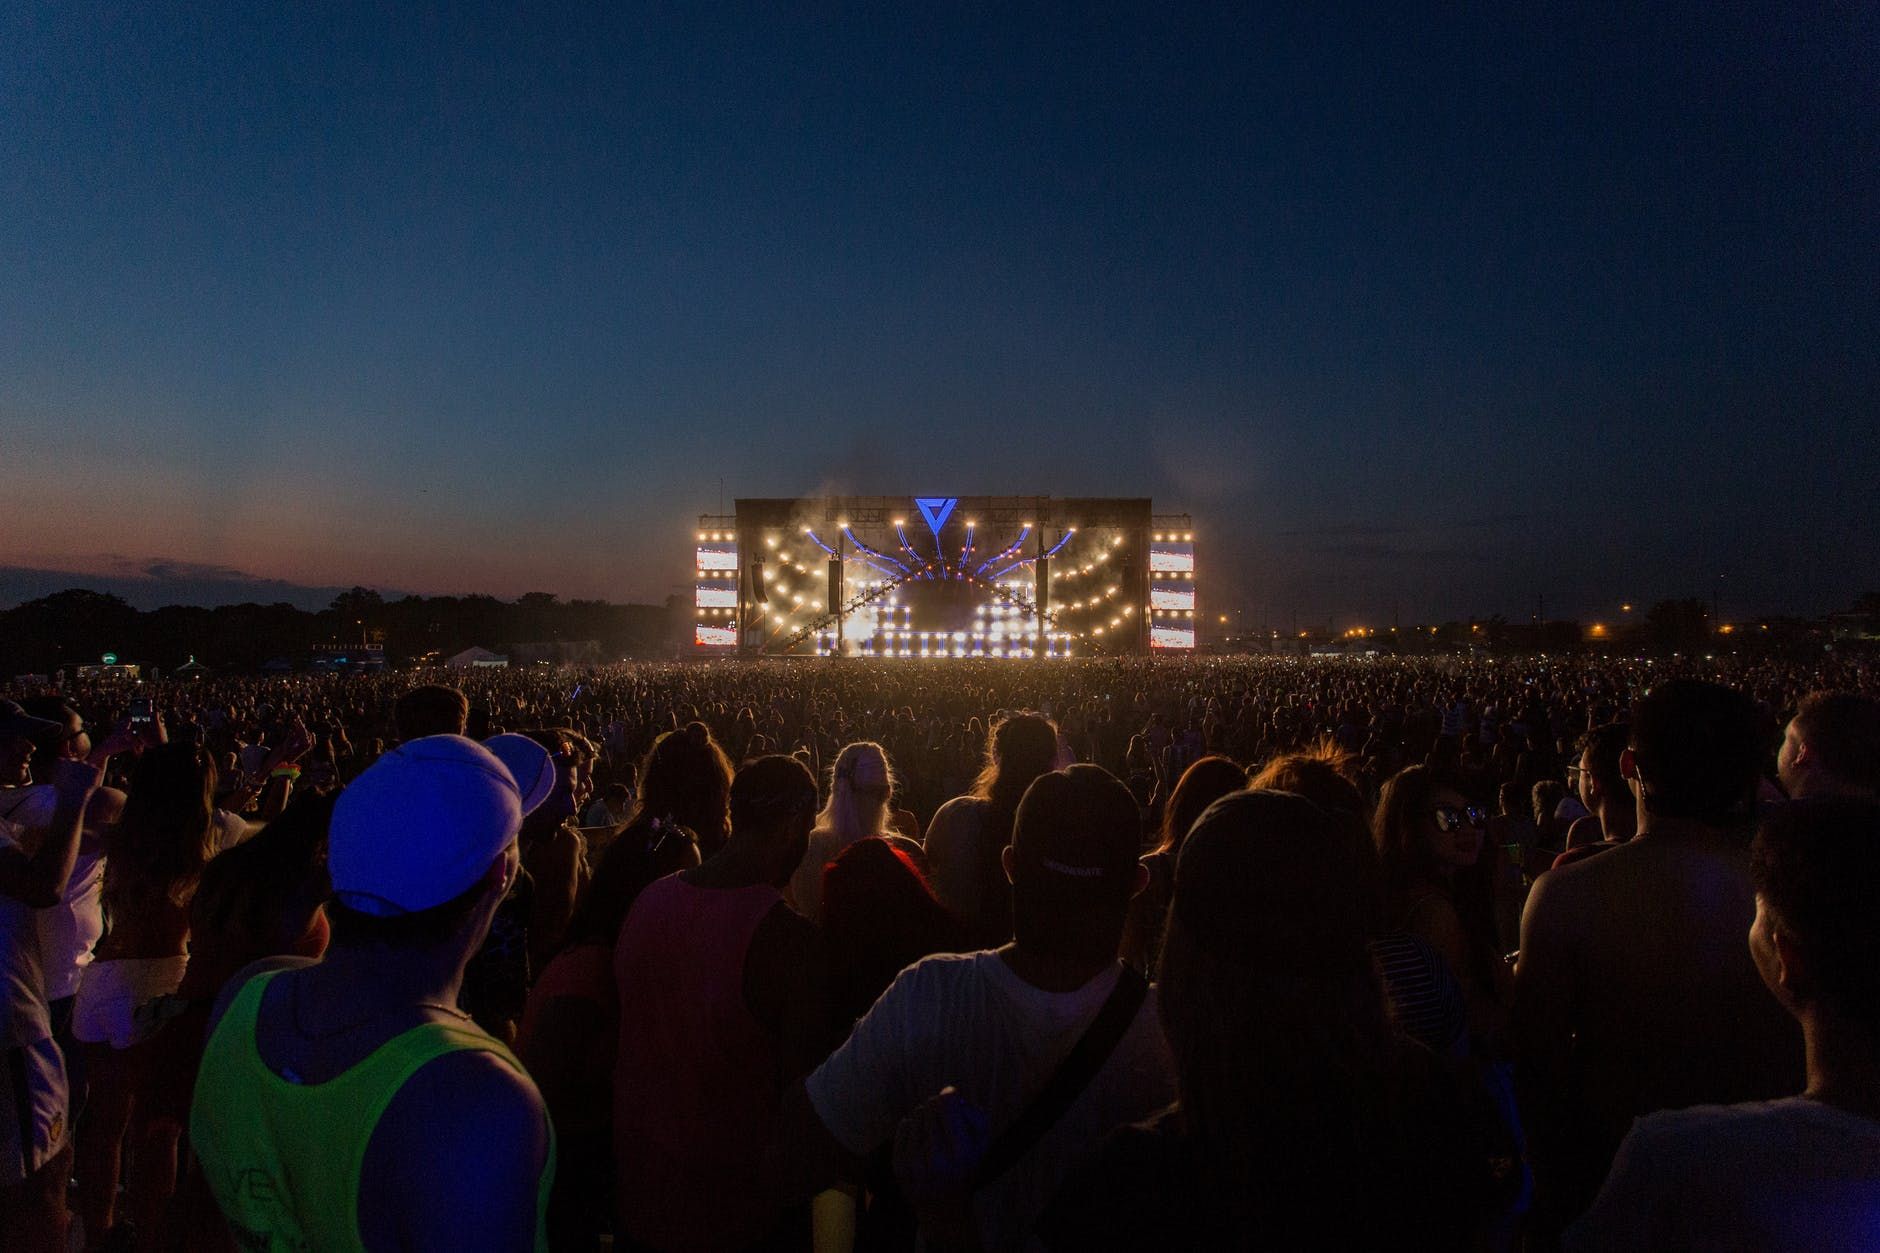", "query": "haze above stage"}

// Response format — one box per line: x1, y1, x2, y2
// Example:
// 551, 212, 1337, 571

694, 495, 1196, 657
